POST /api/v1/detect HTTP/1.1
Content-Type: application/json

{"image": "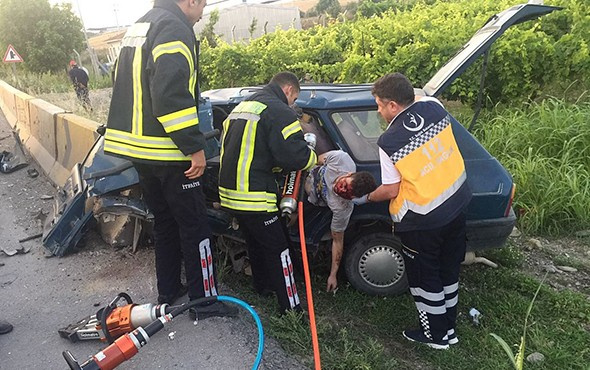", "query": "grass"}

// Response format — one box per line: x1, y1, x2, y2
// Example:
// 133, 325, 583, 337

219, 245, 590, 370
0, 66, 112, 95
473, 99, 590, 235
